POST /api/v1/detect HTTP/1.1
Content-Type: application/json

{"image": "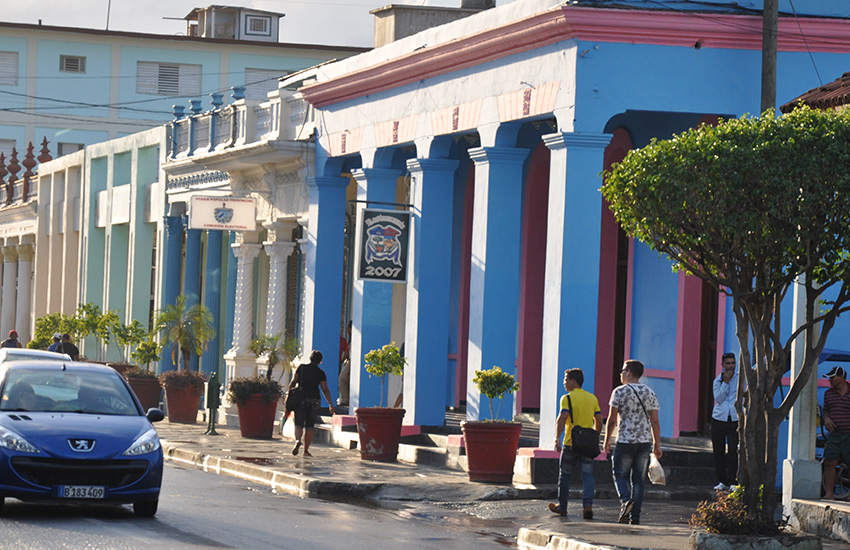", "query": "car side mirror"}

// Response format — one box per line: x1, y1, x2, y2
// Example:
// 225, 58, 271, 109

146, 408, 165, 422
